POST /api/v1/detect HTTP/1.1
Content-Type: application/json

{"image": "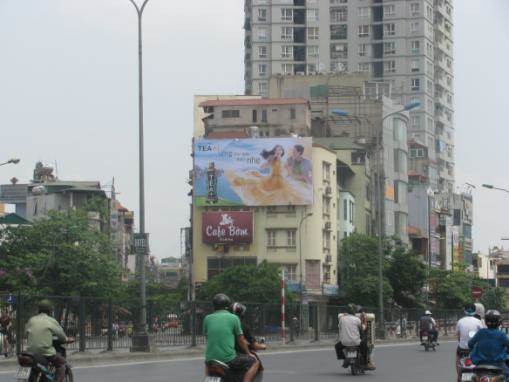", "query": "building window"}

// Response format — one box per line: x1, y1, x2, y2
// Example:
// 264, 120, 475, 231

261, 109, 268, 122
384, 23, 396, 37
411, 115, 421, 128
222, 109, 240, 118
383, 4, 395, 17
307, 64, 317, 73
358, 7, 371, 18
358, 62, 371, 73
307, 9, 319, 22
258, 8, 267, 22
349, 200, 354, 223
330, 0, 347, 3
343, 199, 348, 220
323, 196, 331, 216
358, 25, 370, 37
411, 78, 420, 91
258, 64, 267, 76
267, 230, 277, 247
331, 24, 347, 40
358, 44, 370, 57
308, 46, 319, 57
281, 45, 293, 59
394, 212, 408, 238
410, 21, 419, 34
410, 3, 420, 16
323, 230, 331, 250
331, 7, 348, 22
393, 118, 407, 142
258, 45, 268, 58
384, 42, 396, 55
287, 229, 297, 247
323, 265, 331, 284
394, 180, 408, 205
384, 60, 396, 73
281, 8, 293, 21
394, 149, 408, 174
258, 82, 268, 95
282, 264, 297, 281
427, 5, 433, 19
290, 108, 296, 119
322, 161, 331, 183
281, 27, 293, 41
411, 59, 420, 72
410, 147, 426, 158
331, 43, 348, 59
282, 63, 294, 75
207, 257, 257, 279
308, 27, 319, 40
411, 40, 420, 54
252, 109, 258, 123
258, 27, 268, 41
